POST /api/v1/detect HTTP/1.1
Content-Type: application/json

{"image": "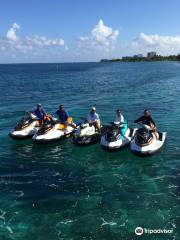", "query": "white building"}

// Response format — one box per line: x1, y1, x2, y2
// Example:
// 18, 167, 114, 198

147, 52, 156, 58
